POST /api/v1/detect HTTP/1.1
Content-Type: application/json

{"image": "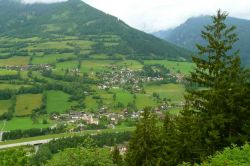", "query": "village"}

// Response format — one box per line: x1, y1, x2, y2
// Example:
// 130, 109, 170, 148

96, 65, 182, 93
49, 101, 179, 132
